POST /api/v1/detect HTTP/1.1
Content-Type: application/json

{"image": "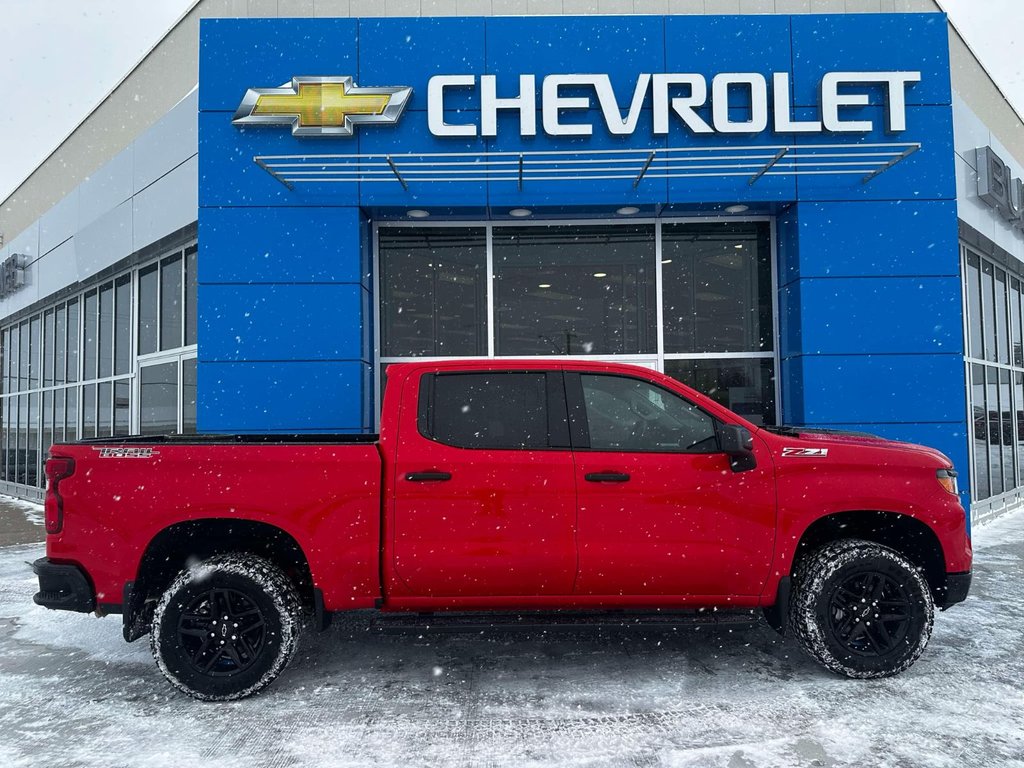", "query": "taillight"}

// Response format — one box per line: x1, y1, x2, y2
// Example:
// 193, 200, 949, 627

44, 456, 75, 534
936, 468, 958, 496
